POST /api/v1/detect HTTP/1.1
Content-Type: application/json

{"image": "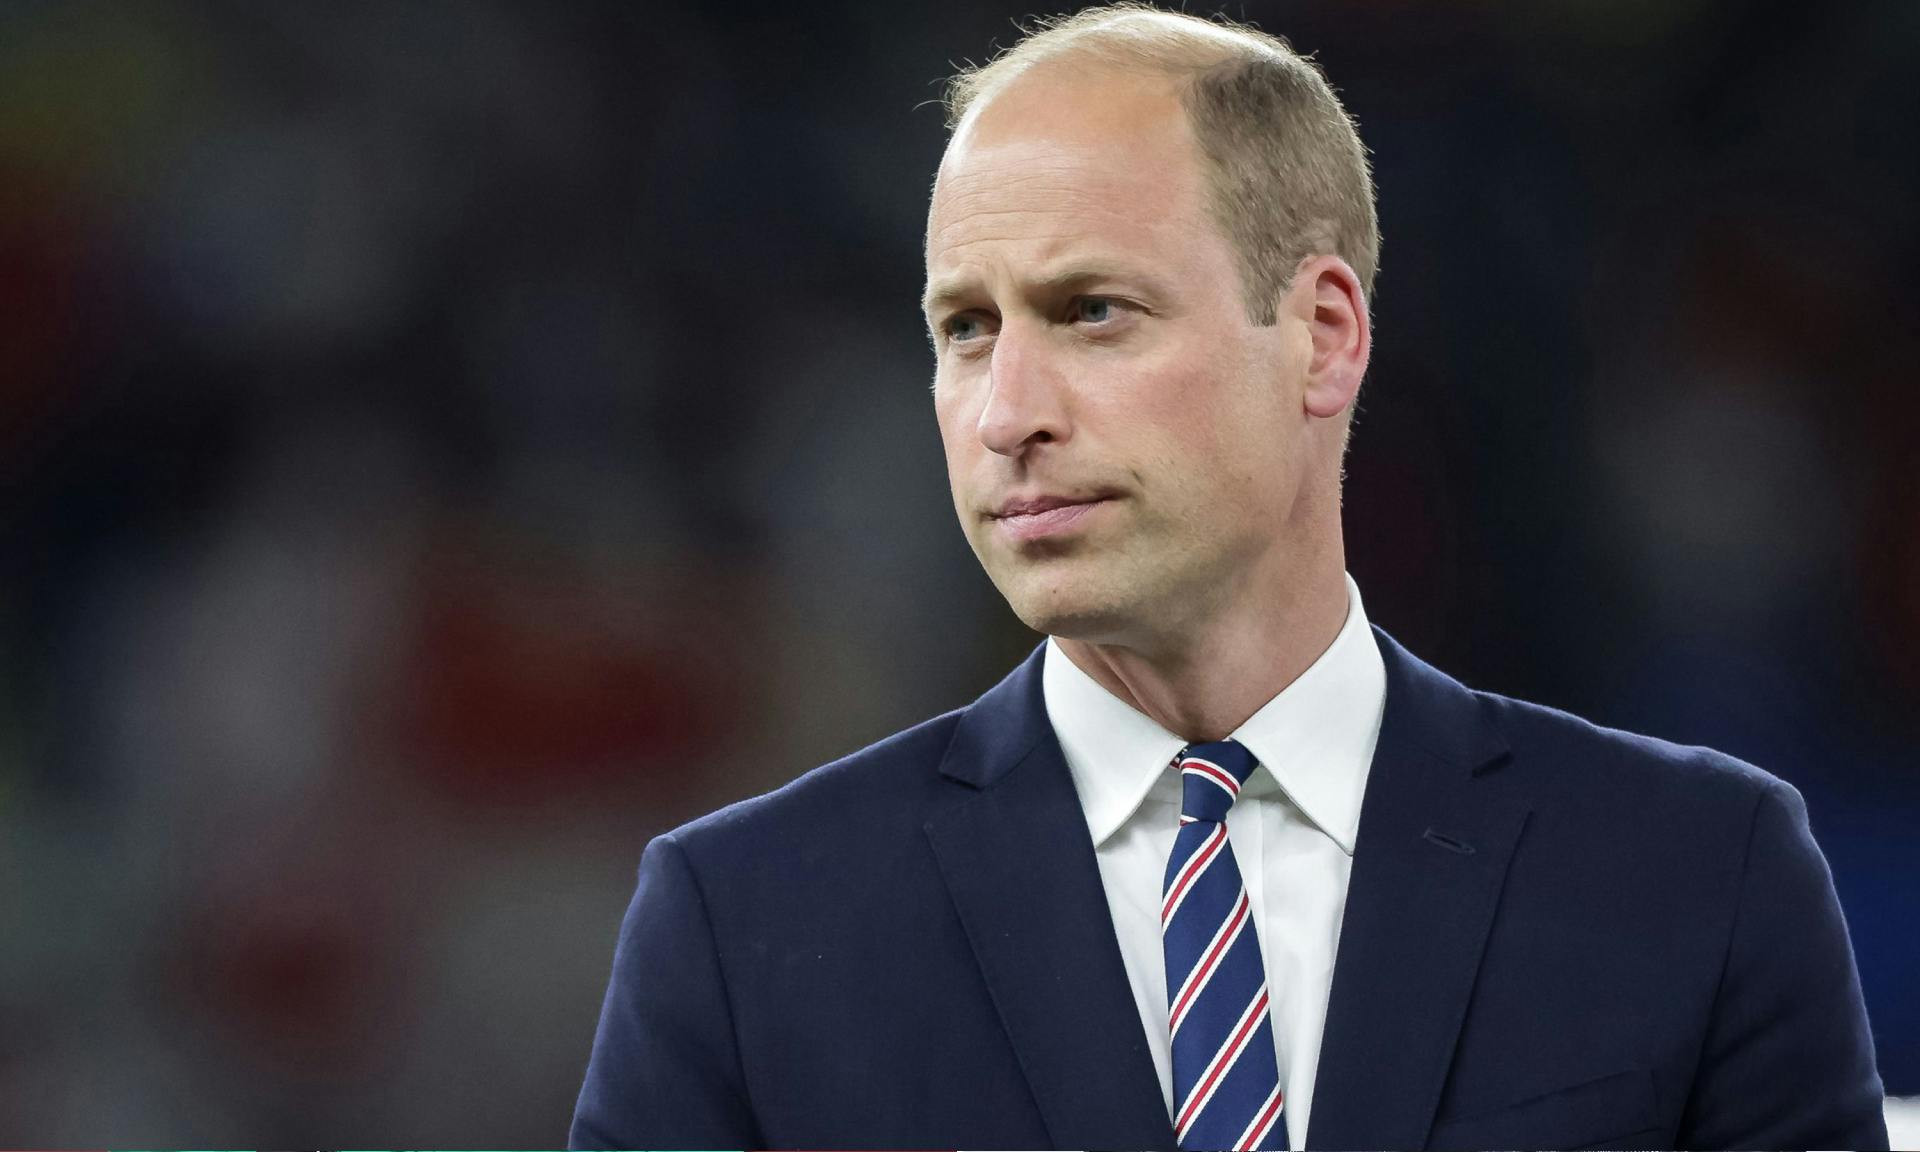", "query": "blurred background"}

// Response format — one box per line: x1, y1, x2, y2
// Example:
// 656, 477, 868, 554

1, 0, 1916, 1143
